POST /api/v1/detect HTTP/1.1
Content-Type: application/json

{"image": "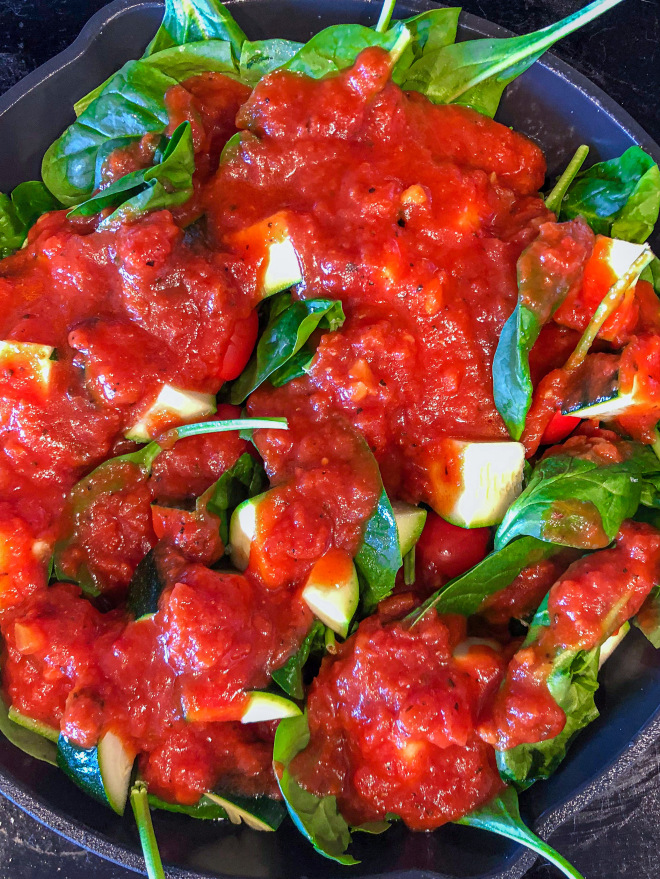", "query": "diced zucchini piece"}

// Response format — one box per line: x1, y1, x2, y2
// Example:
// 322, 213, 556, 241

391, 501, 427, 557
203, 792, 285, 831
240, 691, 302, 724
427, 440, 525, 528
57, 730, 135, 815
125, 384, 216, 442
126, 547, 168, 621
562, 376, 639, 420
229, 490, 269, 571
7, 707, 59, 743
228, 212, 303, 299
599, 622, 630, 668
301, 549, 359, 638
602, 238, 648, 279
0, 340, 54, 391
